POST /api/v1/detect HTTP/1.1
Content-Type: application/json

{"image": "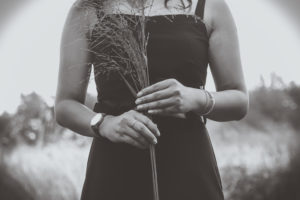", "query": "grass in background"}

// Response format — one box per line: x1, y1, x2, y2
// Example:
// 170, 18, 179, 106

1, 76, 300, 200
1, 140, 90, 200
1, 120, 298, 200
207, 121, 300, 199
